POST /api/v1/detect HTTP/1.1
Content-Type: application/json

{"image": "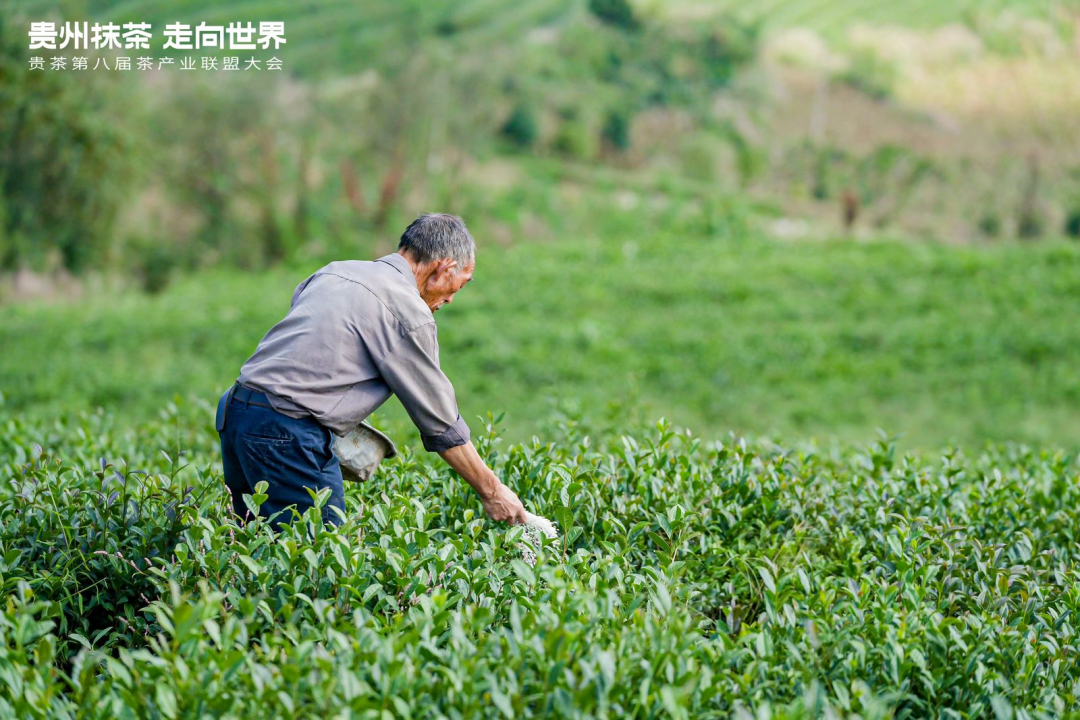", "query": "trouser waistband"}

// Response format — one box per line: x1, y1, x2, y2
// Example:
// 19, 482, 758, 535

231, 382, 275, 408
